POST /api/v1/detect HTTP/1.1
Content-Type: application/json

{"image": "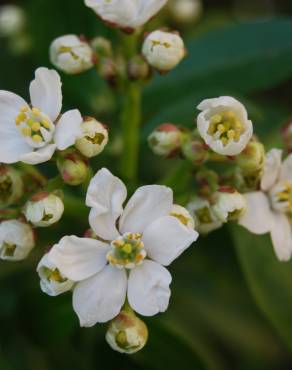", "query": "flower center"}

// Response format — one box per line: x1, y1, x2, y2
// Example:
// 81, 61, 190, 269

0, 175, 12, 202
270, 181, 292, 213
42, 266, 67, 283
107, 233, 146, 269
207, 110, 244, 146
2, 242, 17, 257
15, 105, 54, 148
